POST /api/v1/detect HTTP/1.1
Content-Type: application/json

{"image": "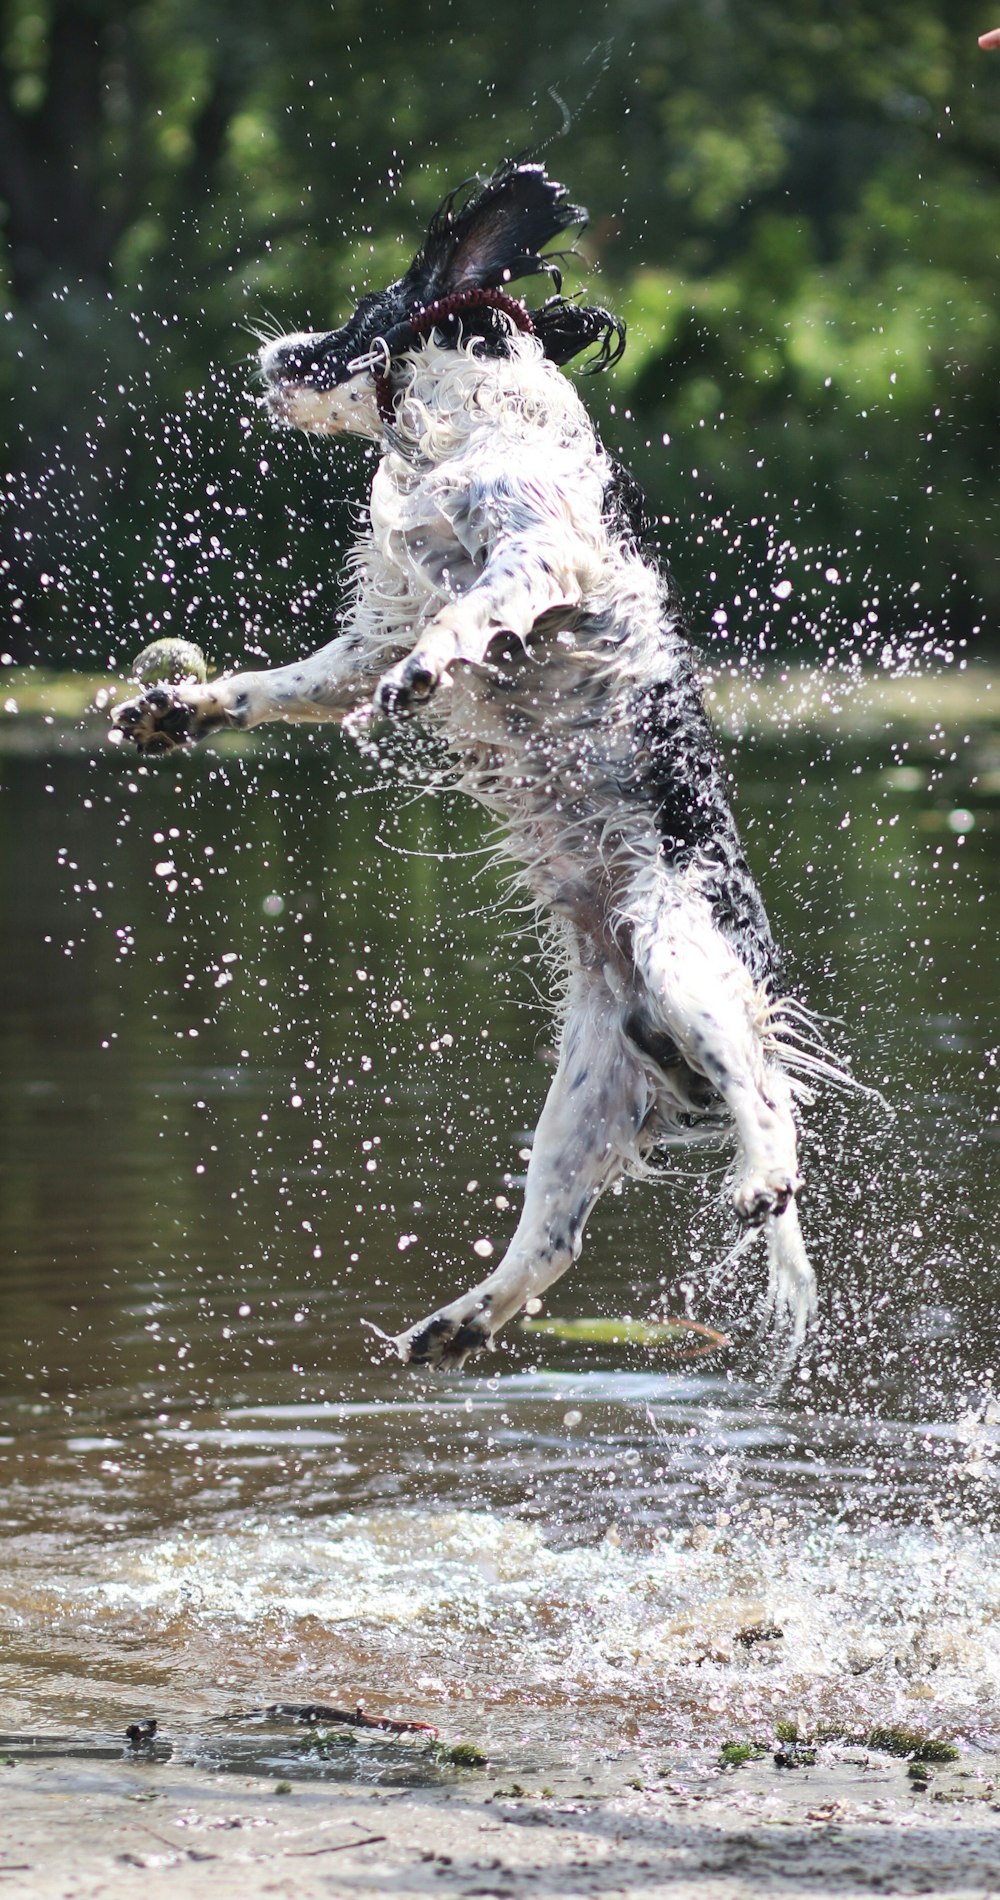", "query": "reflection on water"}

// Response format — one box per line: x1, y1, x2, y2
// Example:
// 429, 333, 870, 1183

0, 705, 998, 1763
